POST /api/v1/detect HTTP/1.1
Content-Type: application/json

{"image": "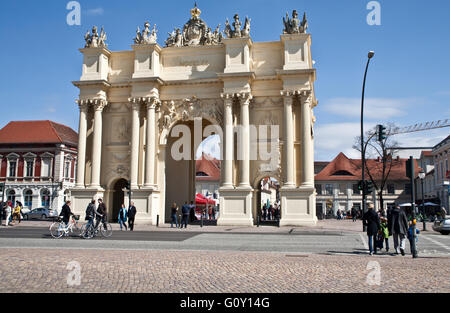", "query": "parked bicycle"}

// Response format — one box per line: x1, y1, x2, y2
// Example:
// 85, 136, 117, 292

49, 215, 81, 239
